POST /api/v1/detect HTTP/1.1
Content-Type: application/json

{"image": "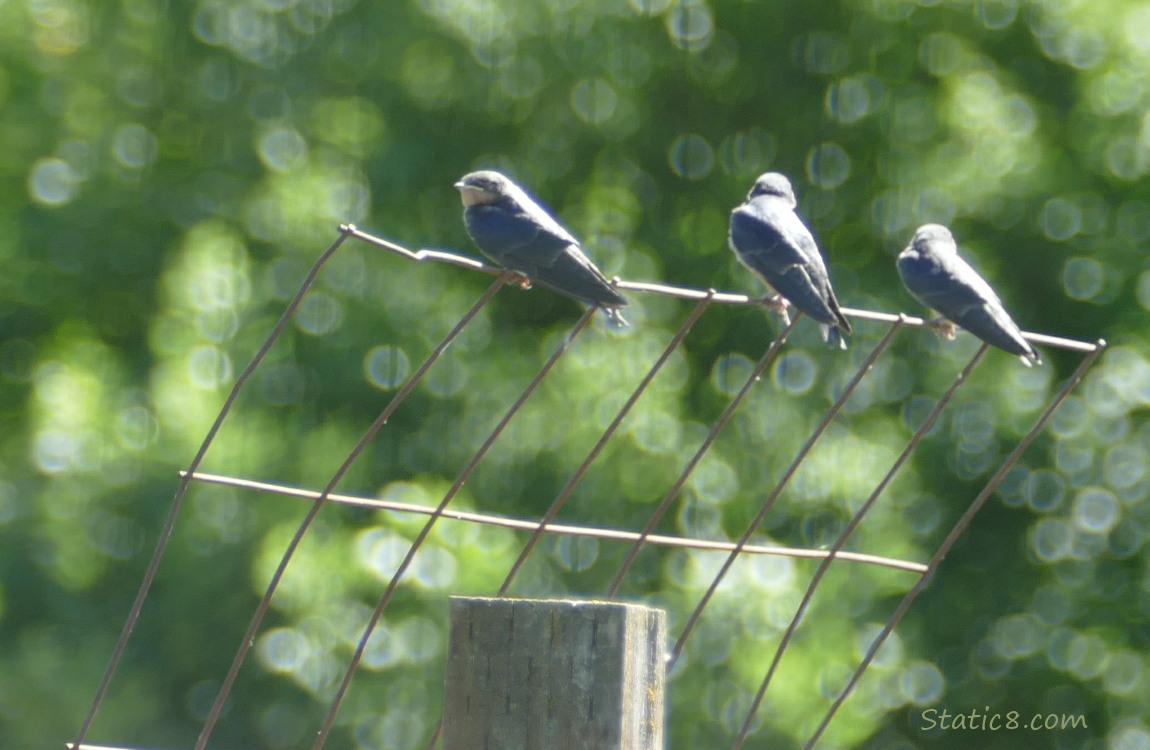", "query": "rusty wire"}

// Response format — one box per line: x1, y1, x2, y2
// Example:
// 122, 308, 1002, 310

668, 315, 907, 667
71, 225, 1106, 750
69, 226, 356, 750
497, 292, 716, 597
195, 272, 511, 750
179, 470, 929, 573
311, 305, 597, 749
800, 340, 1105, 750
605, 312, 796, 598
732, 341, 989, 749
